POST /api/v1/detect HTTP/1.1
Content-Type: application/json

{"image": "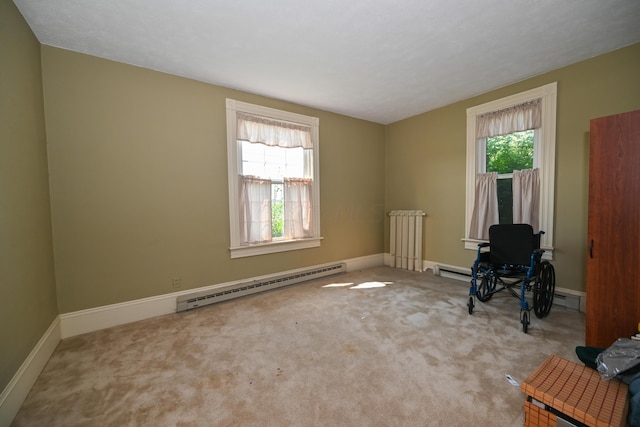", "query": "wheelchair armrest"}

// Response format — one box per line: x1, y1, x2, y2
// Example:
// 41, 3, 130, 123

529, 249, 546, 269
476, 242, 490, 256
474, 242, 491, 266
